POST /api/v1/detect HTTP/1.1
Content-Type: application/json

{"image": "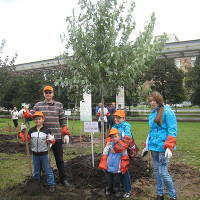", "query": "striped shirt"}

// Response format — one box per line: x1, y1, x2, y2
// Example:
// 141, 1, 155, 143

32, 100, 66, 140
